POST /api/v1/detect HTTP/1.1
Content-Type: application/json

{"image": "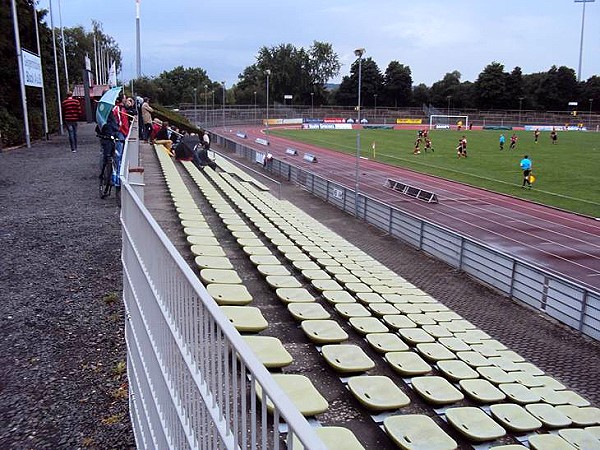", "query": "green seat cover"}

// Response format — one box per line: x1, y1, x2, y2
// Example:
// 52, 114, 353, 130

242, 336, 293, 368
220, 306, 268, 332
489, 403, 543, 432
411, 376, 464, 405
207, 283, 253, 305
385, 352, 432, 376
365, 333, 409, 353
301, 320, 348, 344
347, 375, 410, 411
287, 303, 330, 321
445, 407, 506, 442
383, 414, 457, 450
255, 374, 328, 416
321, 344, 375, 373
